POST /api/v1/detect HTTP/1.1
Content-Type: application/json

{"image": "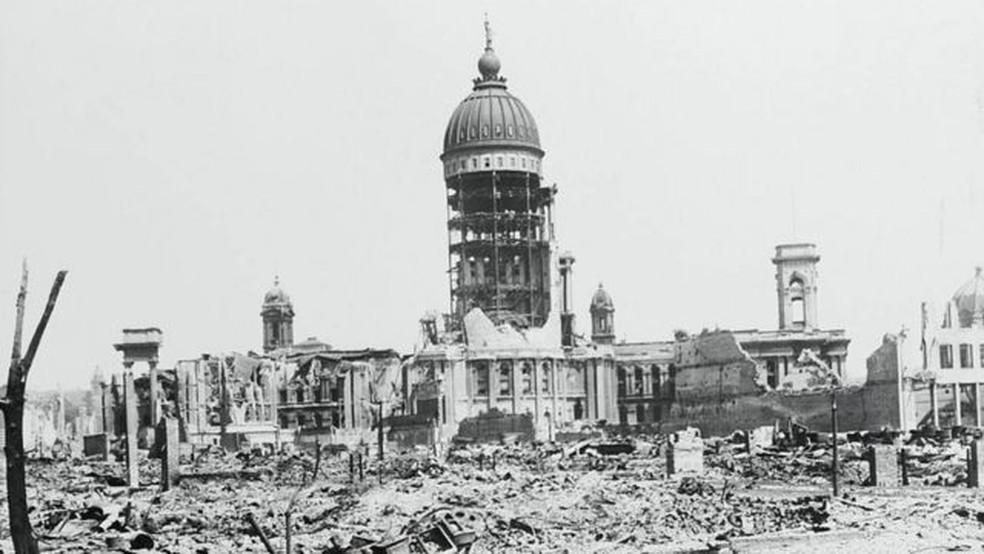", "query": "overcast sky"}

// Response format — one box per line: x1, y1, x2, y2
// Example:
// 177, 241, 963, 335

3, 1, 984, 390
